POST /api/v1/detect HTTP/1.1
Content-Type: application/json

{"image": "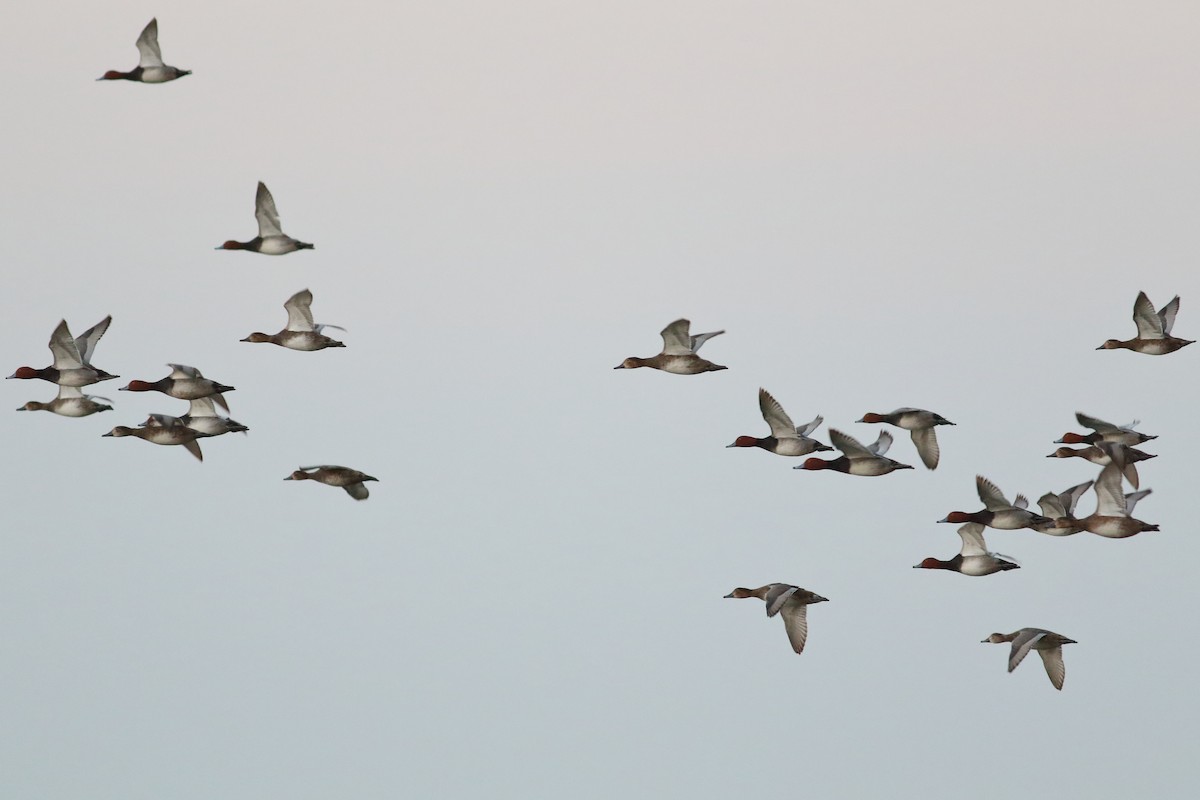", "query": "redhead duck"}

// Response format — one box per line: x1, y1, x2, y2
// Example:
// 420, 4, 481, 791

142, 397, 247, 437
1097, 291, 1193, 355
103, 420, 203, 461
17, 385, 113, 417
982, 629, 1076, 690
120, 364, 234, 410
241, 289, 346, 351
1066, 463, 1158, 538
1046, 442, 1155, 489
939, 475, 1050, 530
1030, 480, 1094, 536
285, 465, 378, 500
98, 18, 190, 83
723, 583, 828, 655
1055, 412, 1156, 447
217, 182, 313, 255
8, 317, 118, 387
614, 318, 726, 374
794, 429, 913, 476
727, 388, 831, 456
914, 522, 1019, 576
857, 408, 954, 470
